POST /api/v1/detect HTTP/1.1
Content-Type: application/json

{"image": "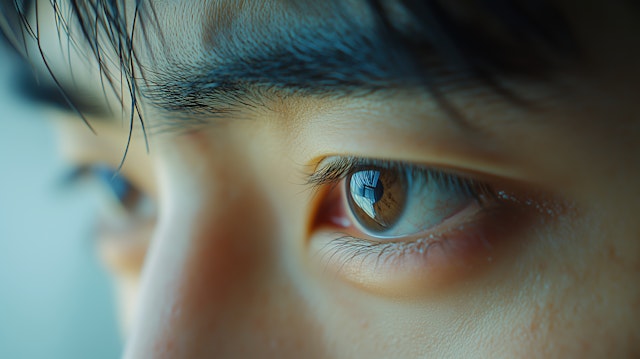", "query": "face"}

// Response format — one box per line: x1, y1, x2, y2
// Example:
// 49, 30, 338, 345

12, 0, 640, 357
